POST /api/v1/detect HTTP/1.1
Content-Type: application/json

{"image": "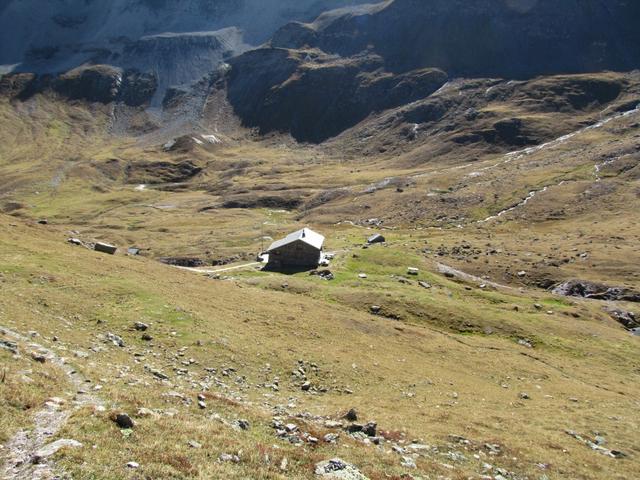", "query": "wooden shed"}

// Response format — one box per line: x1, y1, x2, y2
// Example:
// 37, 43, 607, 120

266, 228, 324, 270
